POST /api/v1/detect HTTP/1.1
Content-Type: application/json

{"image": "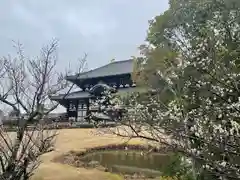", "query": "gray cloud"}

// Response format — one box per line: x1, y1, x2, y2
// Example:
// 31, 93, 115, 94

0, 0, 169, 112
0, 0, 169, 70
